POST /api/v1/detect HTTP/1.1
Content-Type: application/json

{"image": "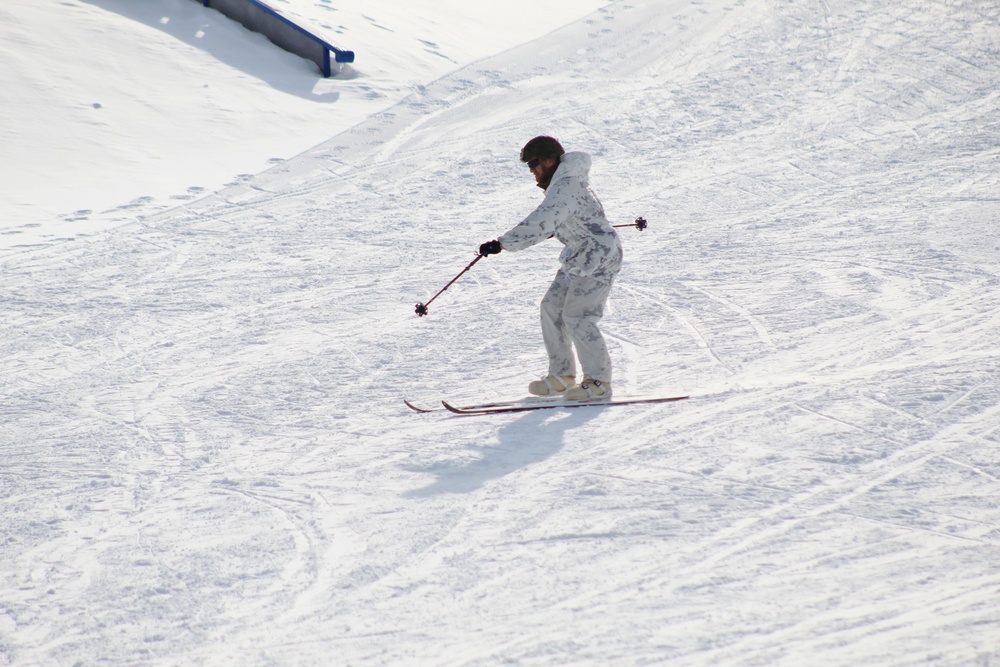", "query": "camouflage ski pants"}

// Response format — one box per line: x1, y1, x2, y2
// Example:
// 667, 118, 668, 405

540, 270, 615, 384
